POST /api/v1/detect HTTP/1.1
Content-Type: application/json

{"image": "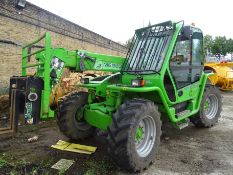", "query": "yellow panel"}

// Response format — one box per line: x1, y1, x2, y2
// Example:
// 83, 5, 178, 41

51, 140, 97, 155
